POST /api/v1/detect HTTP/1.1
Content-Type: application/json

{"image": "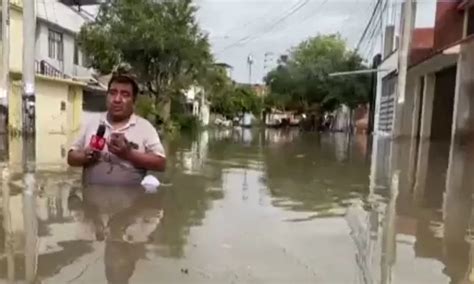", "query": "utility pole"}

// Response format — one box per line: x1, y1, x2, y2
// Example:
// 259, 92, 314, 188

391, 0, 415, 137
247, 54, 253, 85
22, 0, 36, 135
1, 0, 10, 133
